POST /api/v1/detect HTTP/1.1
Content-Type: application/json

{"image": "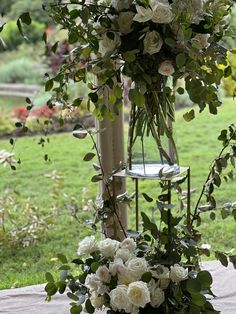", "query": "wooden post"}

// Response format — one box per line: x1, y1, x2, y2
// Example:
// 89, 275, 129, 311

97, 106, 127, 241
